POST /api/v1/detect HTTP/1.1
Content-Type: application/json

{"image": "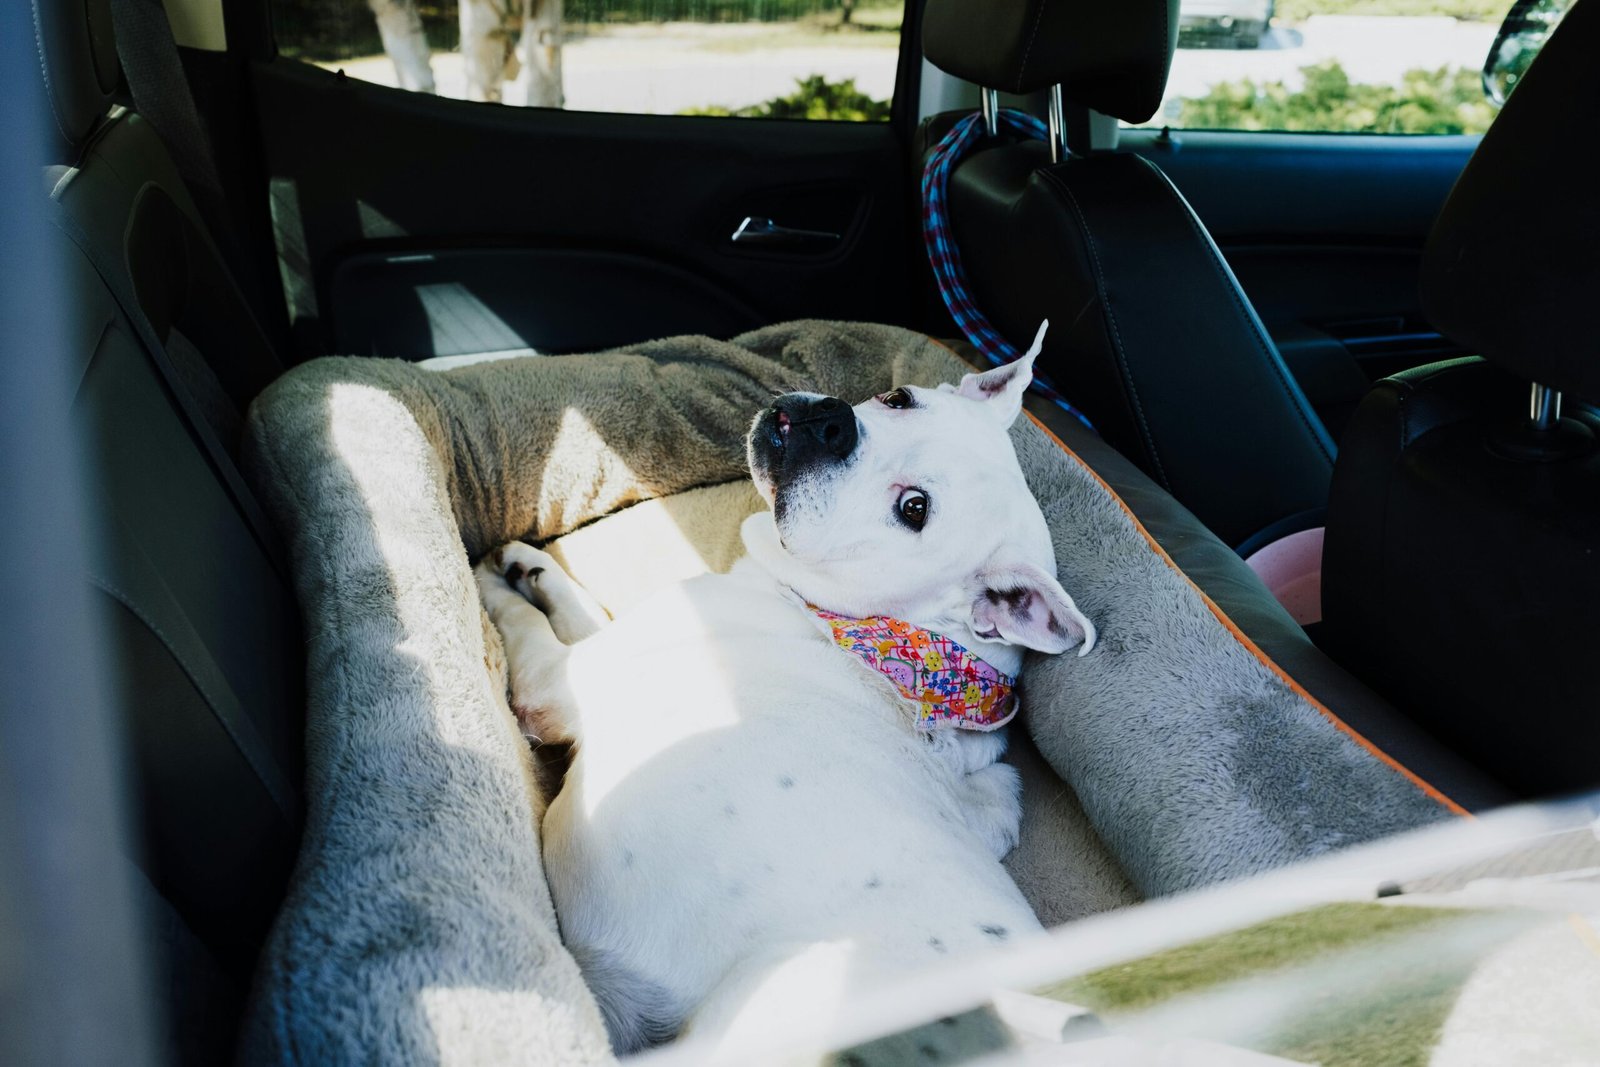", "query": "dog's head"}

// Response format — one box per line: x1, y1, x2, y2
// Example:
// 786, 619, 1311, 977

743, 323, 1095, 662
